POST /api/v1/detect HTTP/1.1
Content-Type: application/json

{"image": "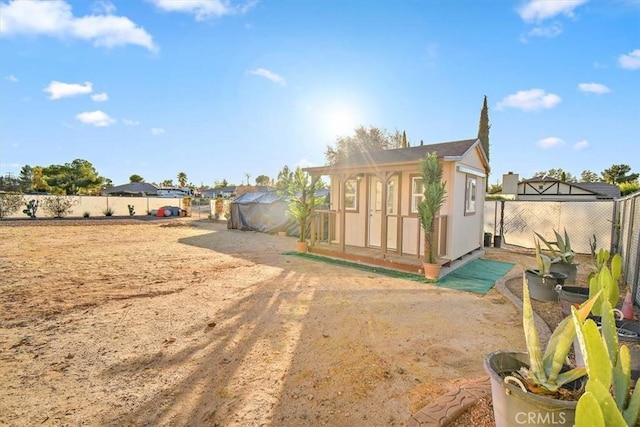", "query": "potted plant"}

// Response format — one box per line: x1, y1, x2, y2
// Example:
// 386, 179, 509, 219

416, 152, 446, 280
535, 228, 578, 282
524, 237, 568, 301
571, 298, 640, 426
282, 167, 324, 253
484, 273, 601, 426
